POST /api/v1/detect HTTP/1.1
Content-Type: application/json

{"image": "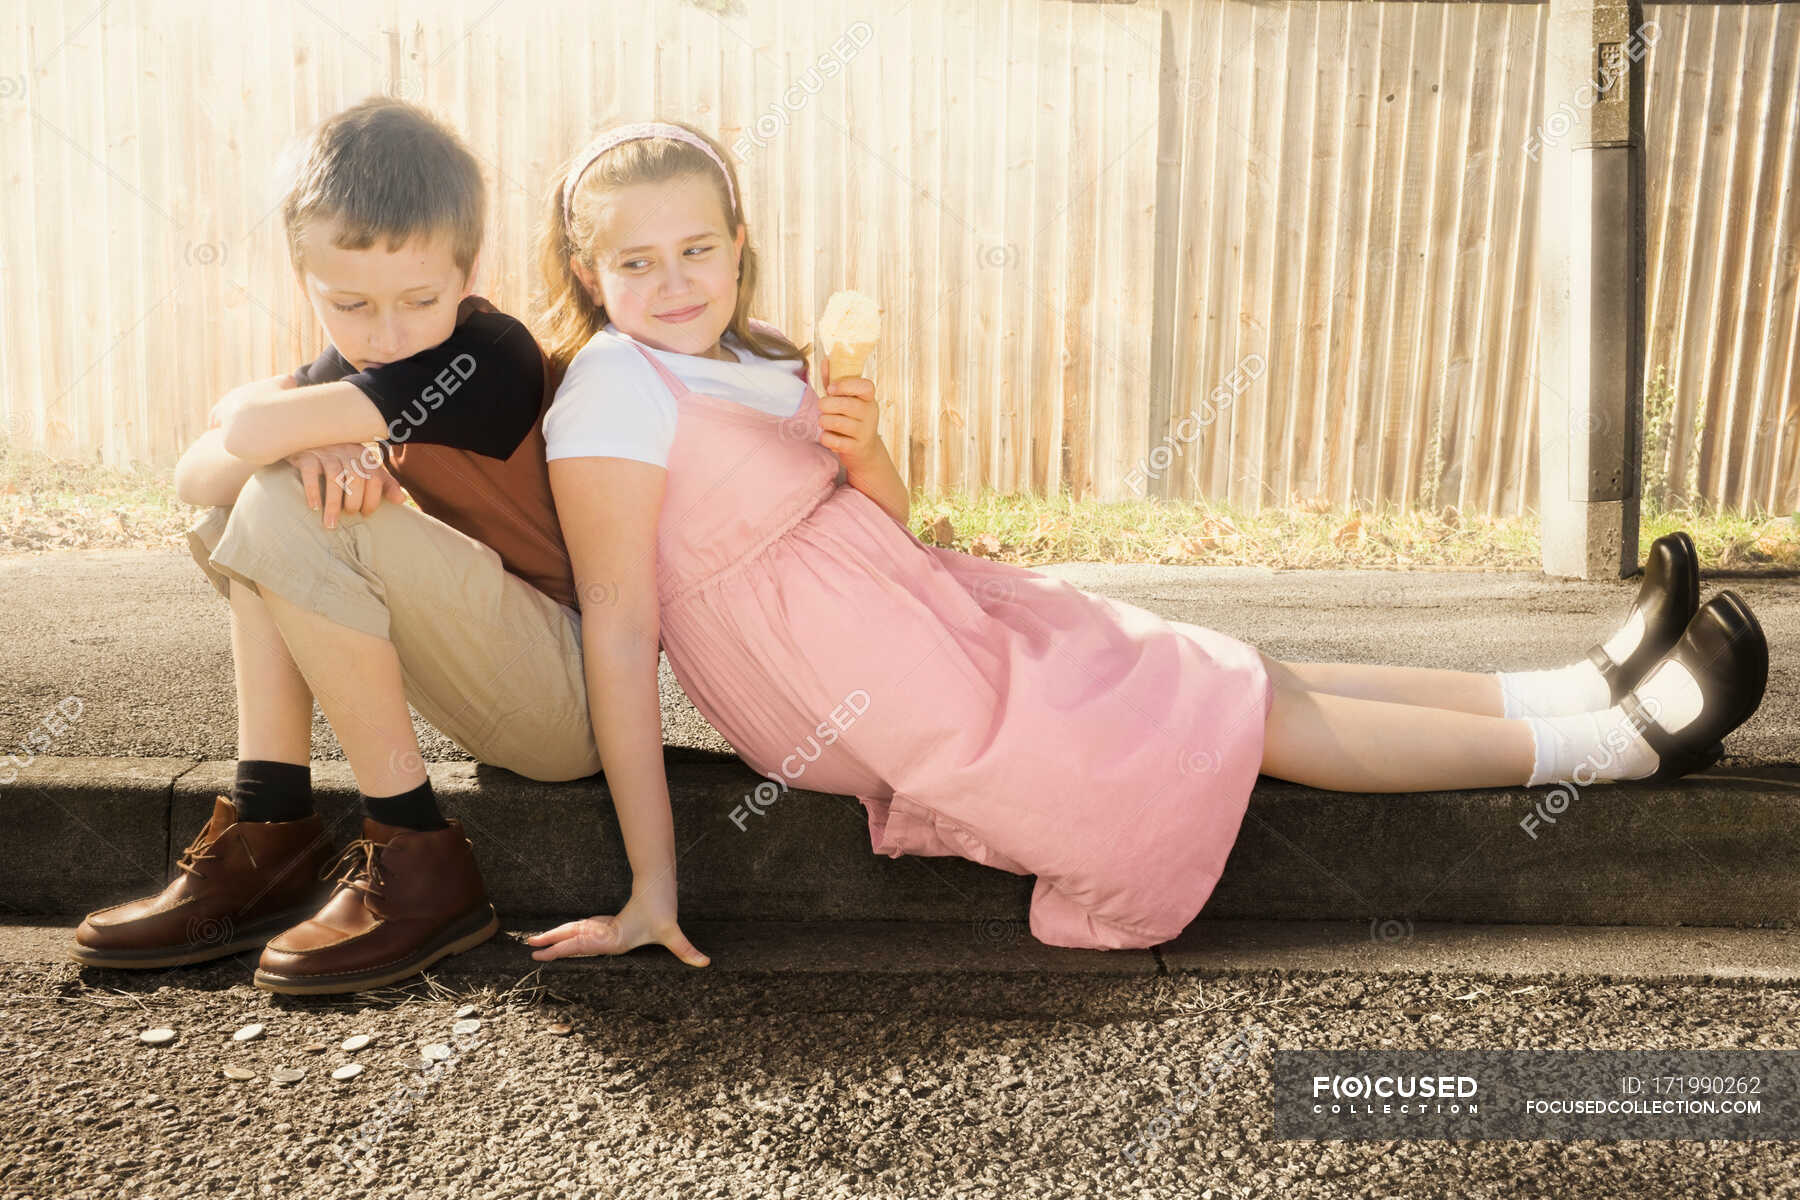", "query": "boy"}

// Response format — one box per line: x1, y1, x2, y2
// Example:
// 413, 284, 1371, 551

69, 96, 605, 995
